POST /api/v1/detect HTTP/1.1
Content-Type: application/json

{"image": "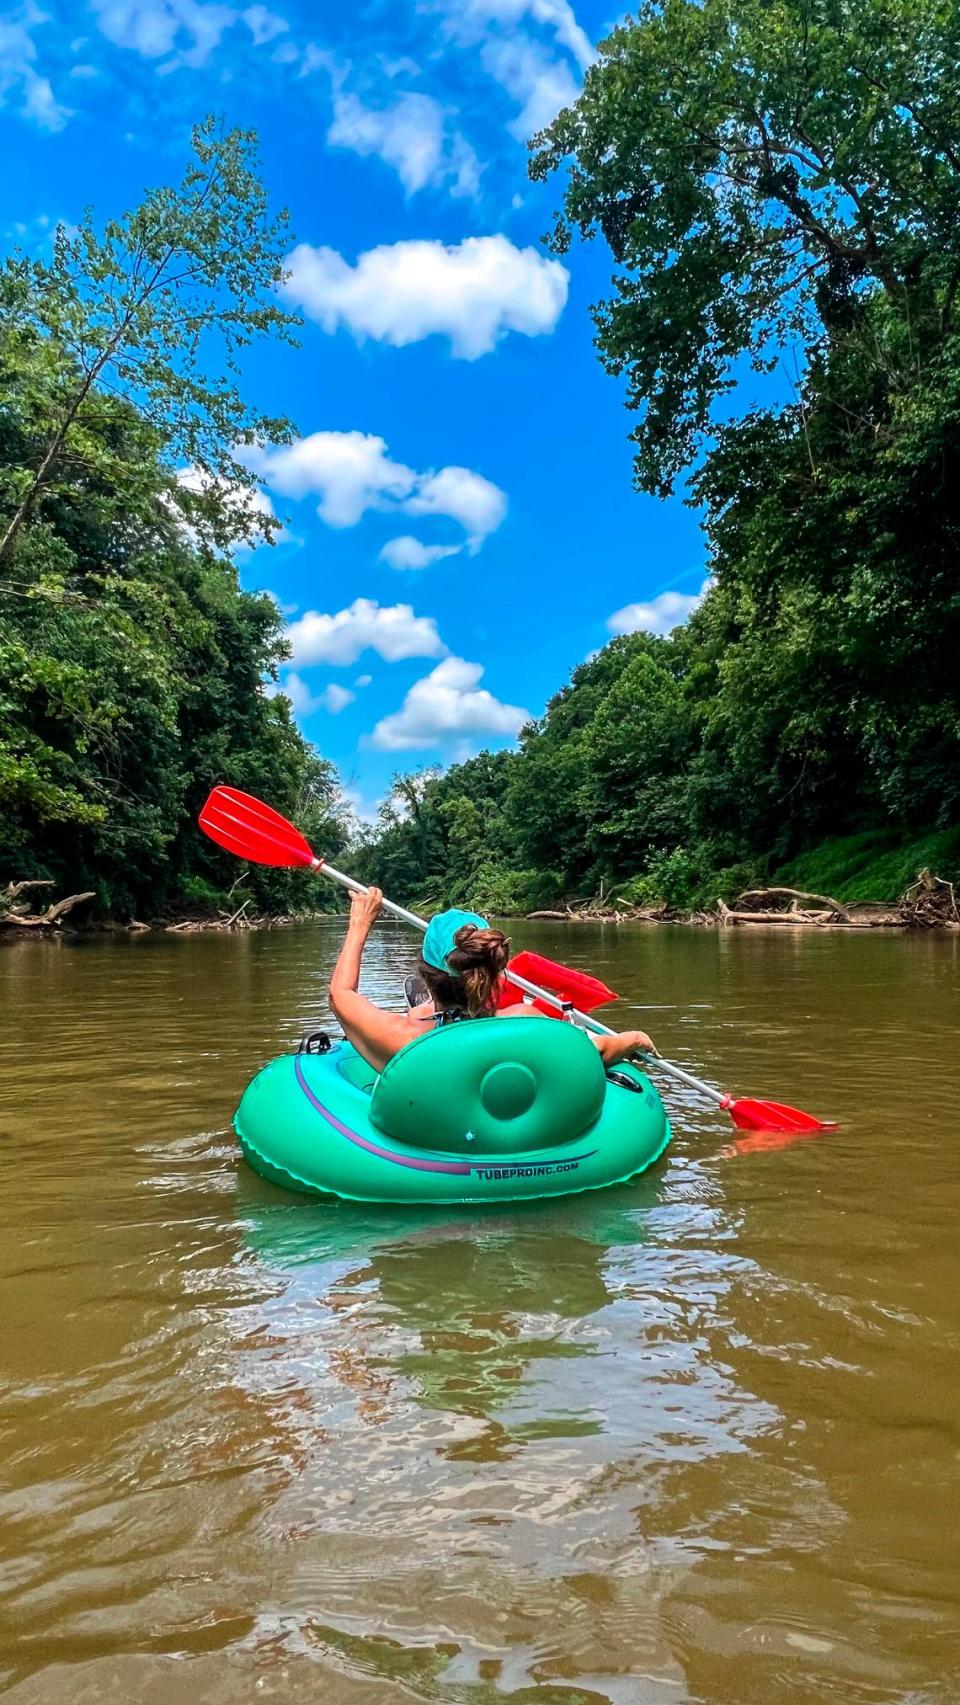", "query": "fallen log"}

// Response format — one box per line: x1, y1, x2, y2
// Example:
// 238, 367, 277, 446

736, 886, 853, 923
3, 879, 55, 902
0, 890, 95, 928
